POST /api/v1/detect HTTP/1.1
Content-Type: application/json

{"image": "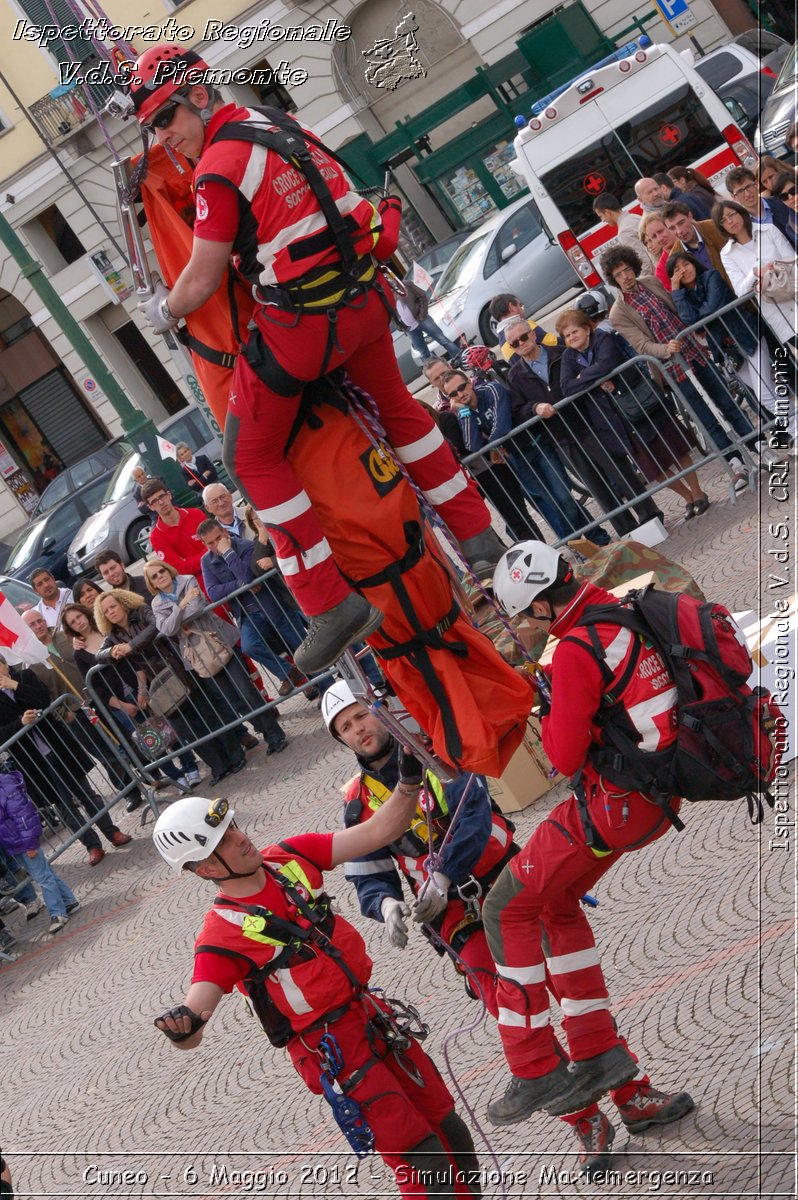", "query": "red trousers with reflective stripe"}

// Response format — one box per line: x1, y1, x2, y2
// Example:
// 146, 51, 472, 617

288, 1000, 474, 1197
483, 784, 674, 1078
224, 283, 488, 615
